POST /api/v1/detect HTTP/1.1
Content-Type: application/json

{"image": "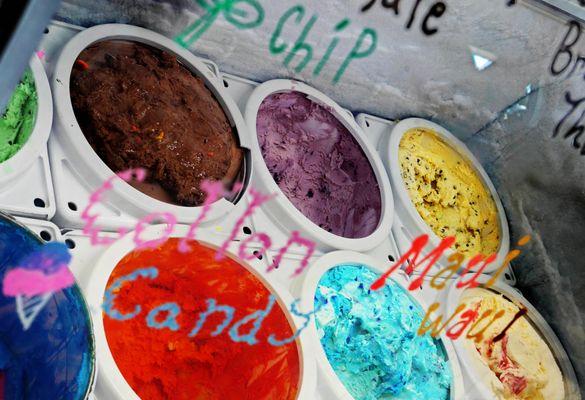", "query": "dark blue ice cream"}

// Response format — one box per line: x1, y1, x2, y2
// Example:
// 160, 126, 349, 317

0, 215, 94, 399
